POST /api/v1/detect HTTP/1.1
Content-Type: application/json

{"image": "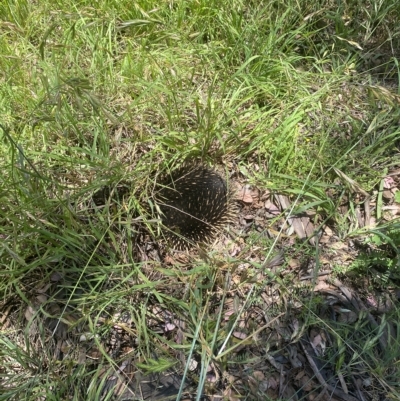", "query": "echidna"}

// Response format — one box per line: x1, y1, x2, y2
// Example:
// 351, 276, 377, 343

155, 163, 231, 249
